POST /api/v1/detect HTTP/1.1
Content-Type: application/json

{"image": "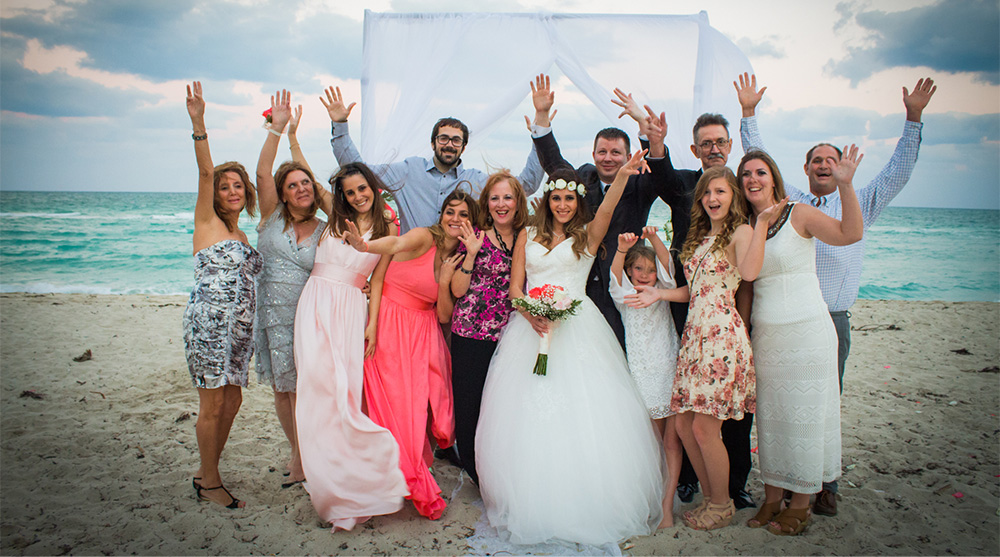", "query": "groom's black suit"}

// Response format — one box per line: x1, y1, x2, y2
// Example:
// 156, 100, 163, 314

532, 129, 677, 348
